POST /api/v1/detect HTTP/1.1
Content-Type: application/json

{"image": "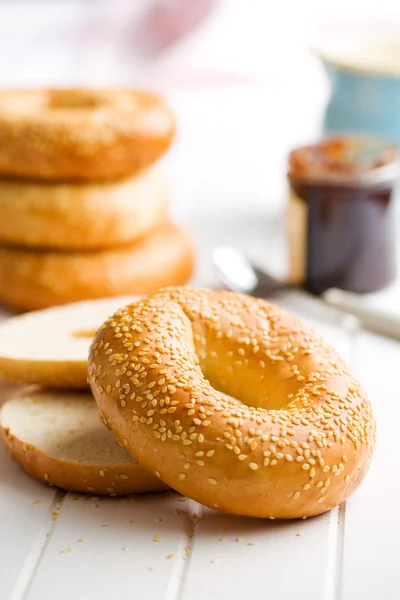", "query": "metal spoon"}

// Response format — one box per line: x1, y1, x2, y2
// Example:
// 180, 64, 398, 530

212, 246, 291, 297
212, 245, 400, 341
